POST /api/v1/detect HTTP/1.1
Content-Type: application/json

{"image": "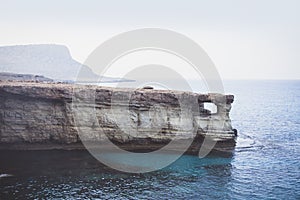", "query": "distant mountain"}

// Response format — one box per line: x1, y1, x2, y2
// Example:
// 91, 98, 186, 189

0, 44, 129, 82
